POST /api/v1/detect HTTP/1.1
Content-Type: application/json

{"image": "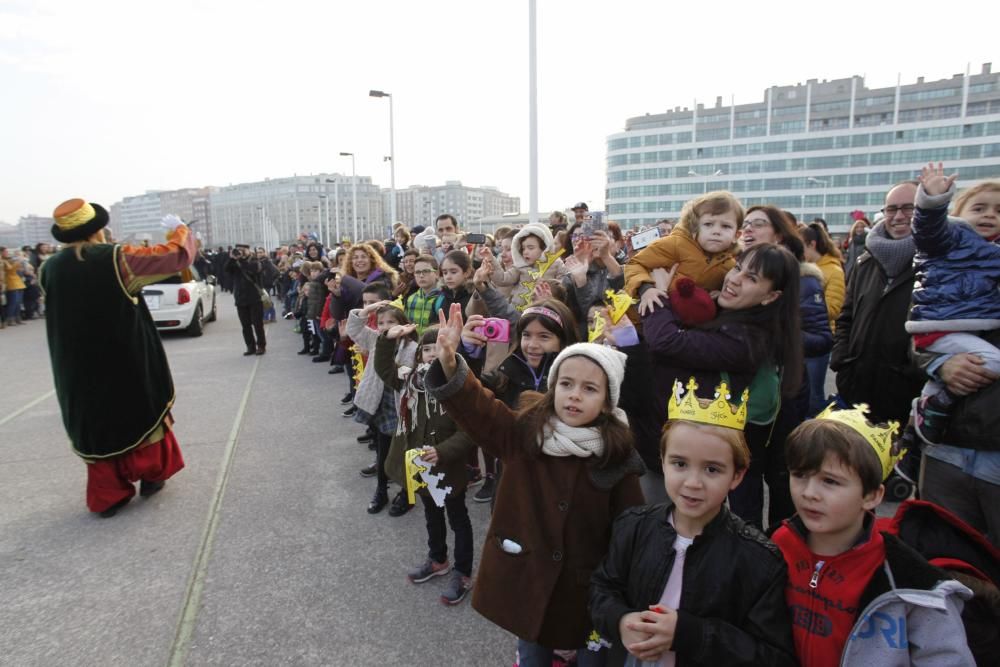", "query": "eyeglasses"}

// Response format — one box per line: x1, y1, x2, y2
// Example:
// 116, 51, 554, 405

881, 204, 916, 217
741, 219, 771, 230
413, 269, 437, 276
